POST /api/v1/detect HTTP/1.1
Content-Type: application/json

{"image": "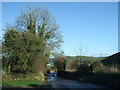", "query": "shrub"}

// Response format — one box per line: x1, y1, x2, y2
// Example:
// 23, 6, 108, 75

54, 56, 66, 71
32, 54, 47, 74
92, 61, 105, 73
77, 63, 92, 76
